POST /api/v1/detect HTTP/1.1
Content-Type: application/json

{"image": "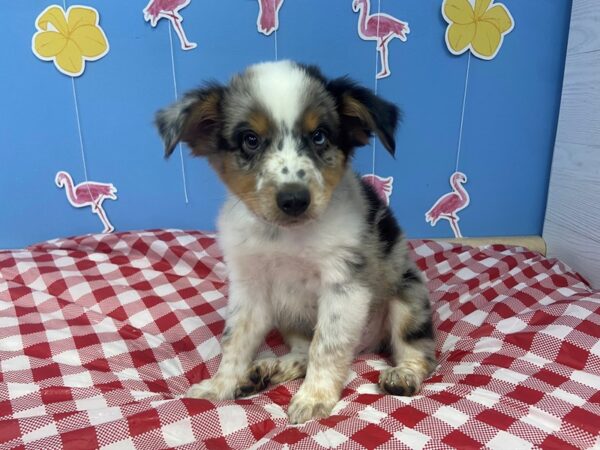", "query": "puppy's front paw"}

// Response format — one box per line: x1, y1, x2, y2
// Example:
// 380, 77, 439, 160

288, 390, 337, 424
185, 378, 236, 401
379, 365, 424, 397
